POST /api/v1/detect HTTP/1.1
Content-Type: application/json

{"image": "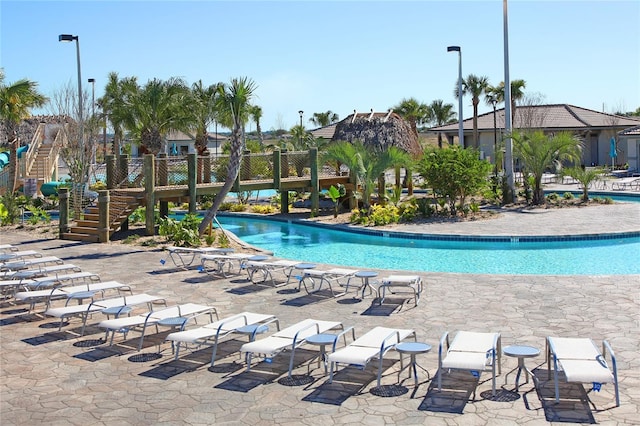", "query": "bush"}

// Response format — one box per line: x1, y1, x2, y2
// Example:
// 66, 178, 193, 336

350, 205, 399, 226
25, 206, 50, 225
251, 205, 276, 214
229, 203, 247, 212
158, 213, 202, 247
